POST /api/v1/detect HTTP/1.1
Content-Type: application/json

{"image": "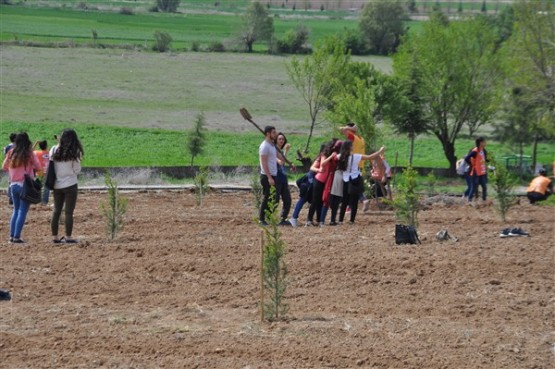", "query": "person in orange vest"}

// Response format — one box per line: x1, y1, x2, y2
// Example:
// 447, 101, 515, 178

526, 168, 553, 204
33, 140, 50, 205
464, 137, 489, 202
